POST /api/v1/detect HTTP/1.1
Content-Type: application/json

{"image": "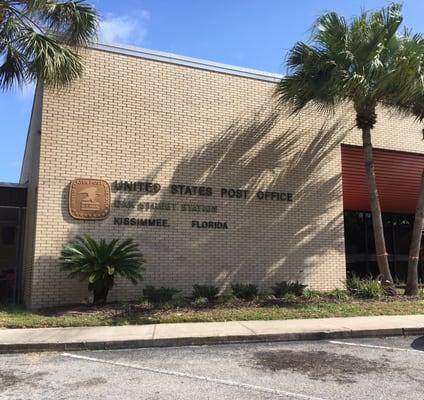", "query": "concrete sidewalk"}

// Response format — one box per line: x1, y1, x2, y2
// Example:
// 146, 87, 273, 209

1, 314, 424, 353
